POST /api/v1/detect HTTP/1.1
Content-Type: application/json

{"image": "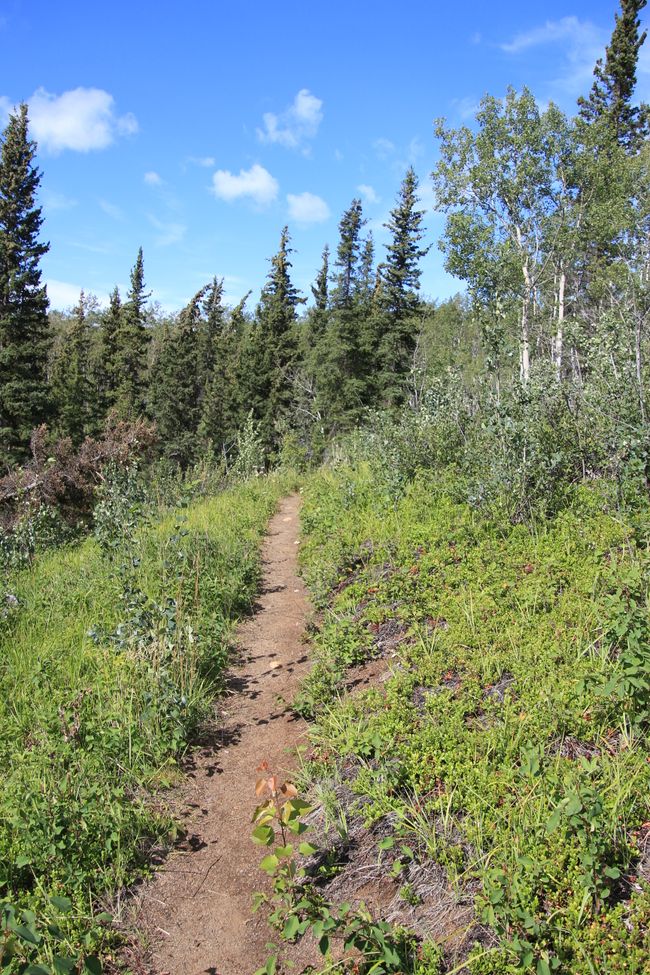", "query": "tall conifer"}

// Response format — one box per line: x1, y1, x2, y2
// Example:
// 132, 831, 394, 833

51, 291, 93, 443
114, 248, 150, 418
0, 104, 50, 469
578, 0, 649, 151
